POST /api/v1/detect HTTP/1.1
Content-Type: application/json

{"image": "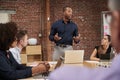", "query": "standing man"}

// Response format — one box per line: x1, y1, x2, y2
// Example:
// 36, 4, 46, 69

49, 6, 80, 61
10, 30, 28, 64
